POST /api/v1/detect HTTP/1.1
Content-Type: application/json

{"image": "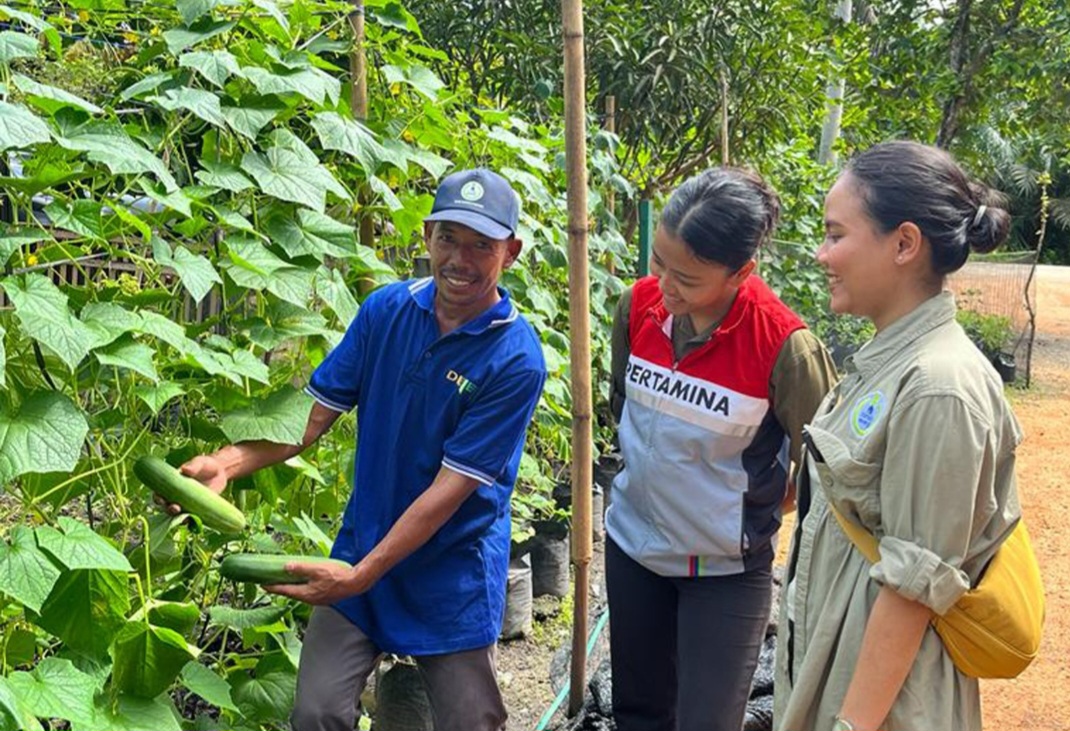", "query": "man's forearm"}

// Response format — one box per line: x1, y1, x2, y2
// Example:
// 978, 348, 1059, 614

267, 466, 483, 605
210, 441, 306, 481
212, 402, 341, 482
357, 467, 481, 587
839, 585, 932, 730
